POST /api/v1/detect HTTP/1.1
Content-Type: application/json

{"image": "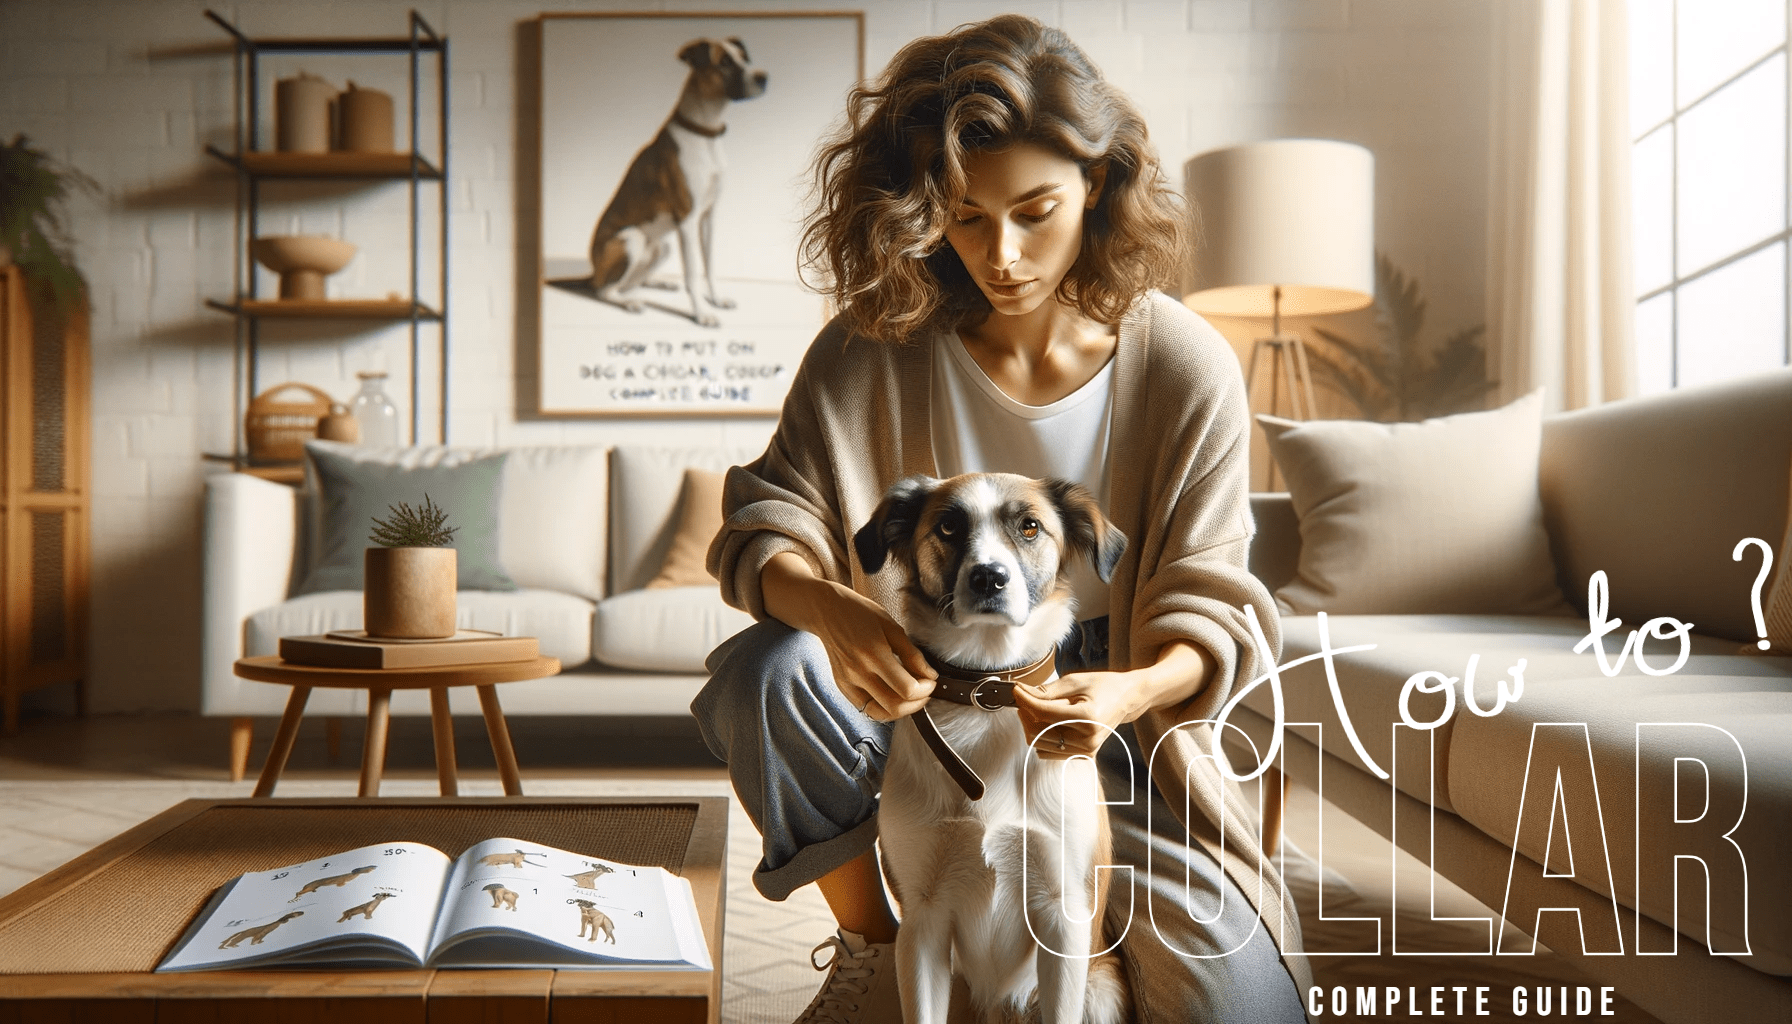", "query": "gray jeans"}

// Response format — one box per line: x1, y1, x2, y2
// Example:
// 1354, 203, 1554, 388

692, 618, 1307, 1023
